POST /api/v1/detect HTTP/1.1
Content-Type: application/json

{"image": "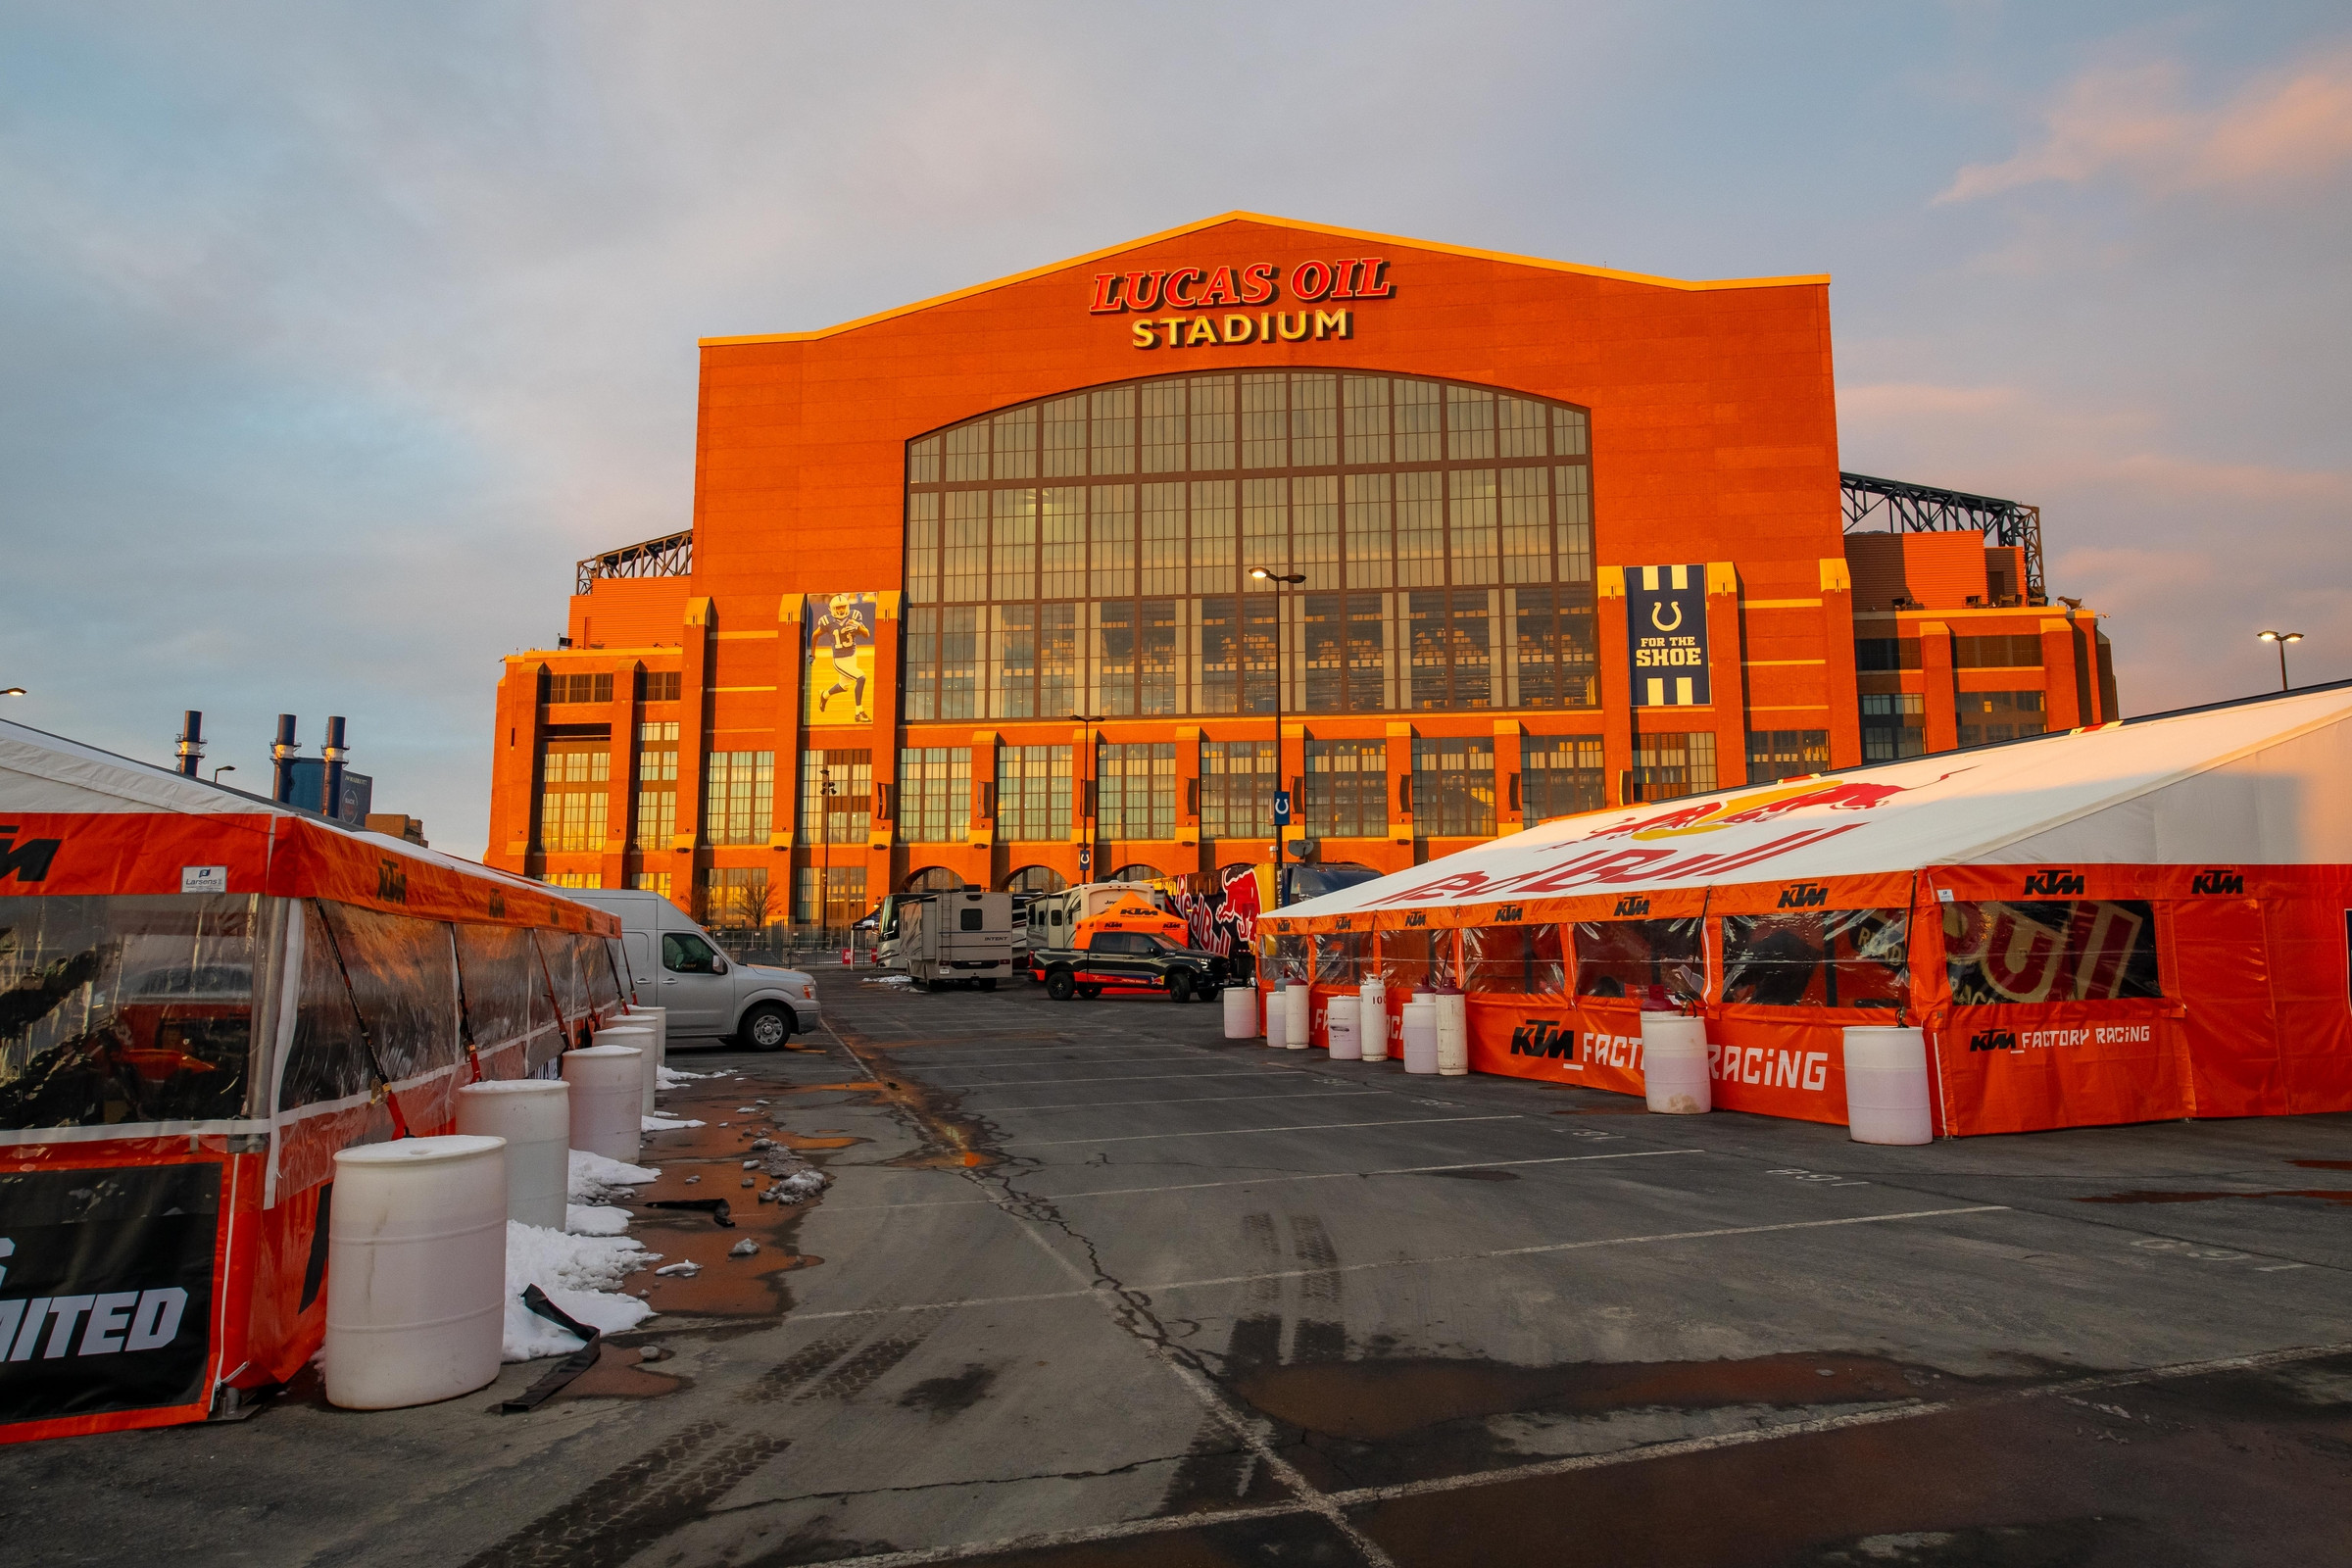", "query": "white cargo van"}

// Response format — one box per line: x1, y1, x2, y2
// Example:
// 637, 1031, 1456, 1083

905, 888, 1013, 991
570, 889, 821, 1050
